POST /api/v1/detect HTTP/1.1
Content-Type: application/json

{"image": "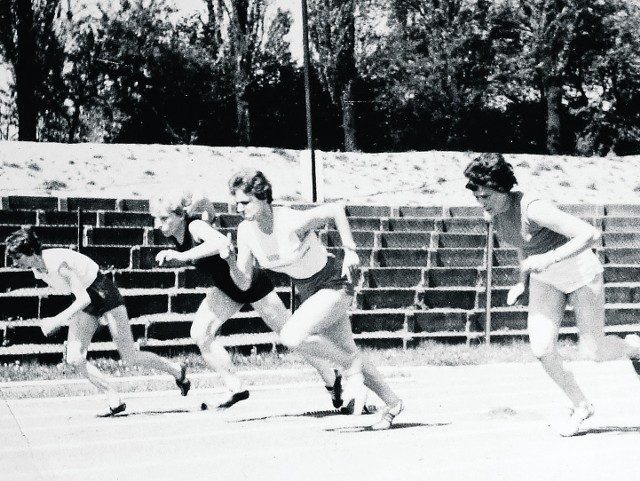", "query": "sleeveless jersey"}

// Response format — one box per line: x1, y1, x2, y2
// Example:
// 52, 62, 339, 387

238, 207, 328, 280
492, 191, 568, 257
170, 217, 273, 303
